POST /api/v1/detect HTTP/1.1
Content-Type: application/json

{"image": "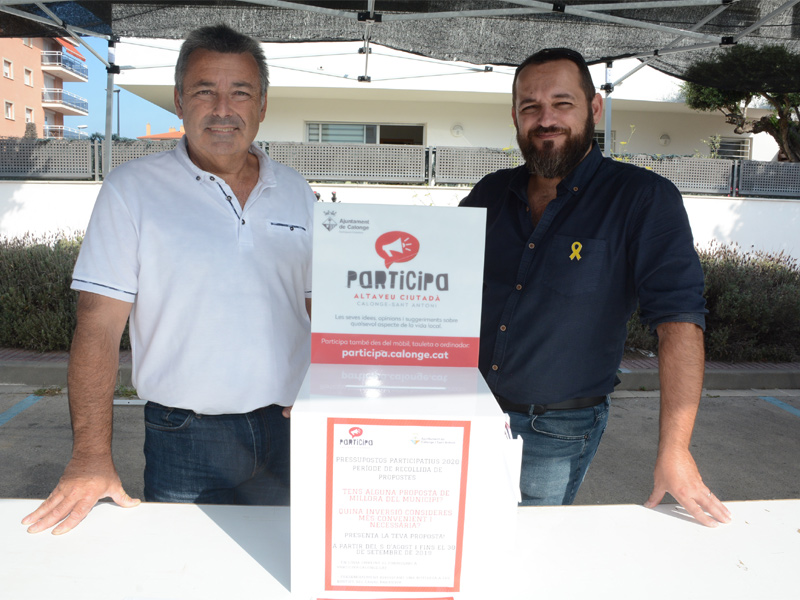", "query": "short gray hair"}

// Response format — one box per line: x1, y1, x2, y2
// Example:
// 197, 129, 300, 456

175, 24, 269, 99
